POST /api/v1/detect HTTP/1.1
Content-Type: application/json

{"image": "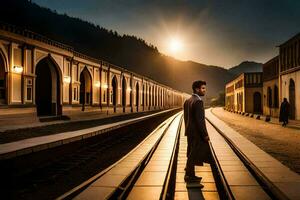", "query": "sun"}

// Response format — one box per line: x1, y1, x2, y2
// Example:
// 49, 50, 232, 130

169, 37, 183, 53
